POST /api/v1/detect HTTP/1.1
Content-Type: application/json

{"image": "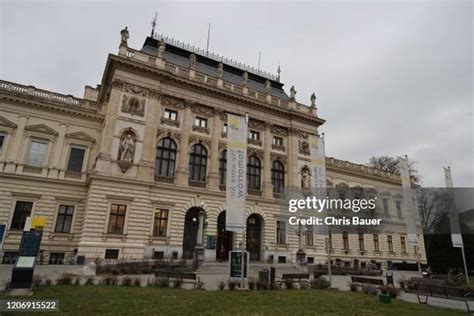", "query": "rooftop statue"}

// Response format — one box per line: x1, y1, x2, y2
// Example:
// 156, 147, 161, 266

290, 85, 297, 99
311, 93, 316, 107
189, 53, 197, 68
158, 39, 166, 58
217, 62, 224, 78
265, 80, 271, 93
120, 27, 129, 46
242, 71, 249, 87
